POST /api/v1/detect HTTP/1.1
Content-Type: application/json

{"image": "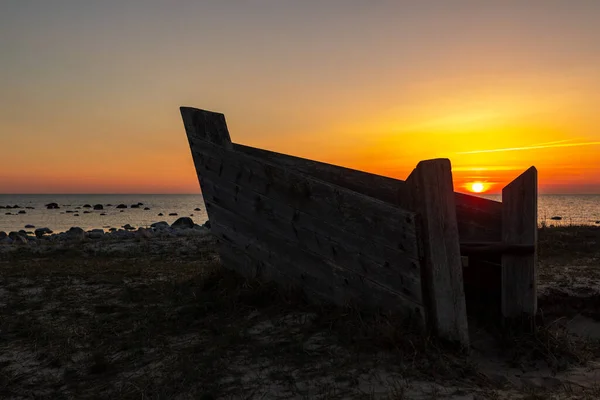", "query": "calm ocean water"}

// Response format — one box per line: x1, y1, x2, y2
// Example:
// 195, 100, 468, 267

1, 194, 599, 234
0, 194, 208, 234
